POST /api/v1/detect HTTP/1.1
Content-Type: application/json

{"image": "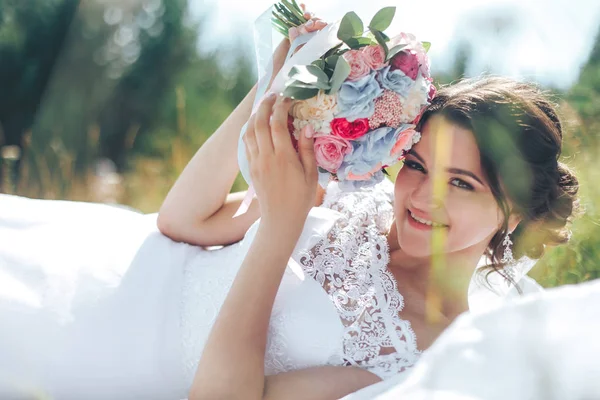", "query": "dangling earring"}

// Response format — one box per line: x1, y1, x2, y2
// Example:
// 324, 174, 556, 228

501, 233, 516, 281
